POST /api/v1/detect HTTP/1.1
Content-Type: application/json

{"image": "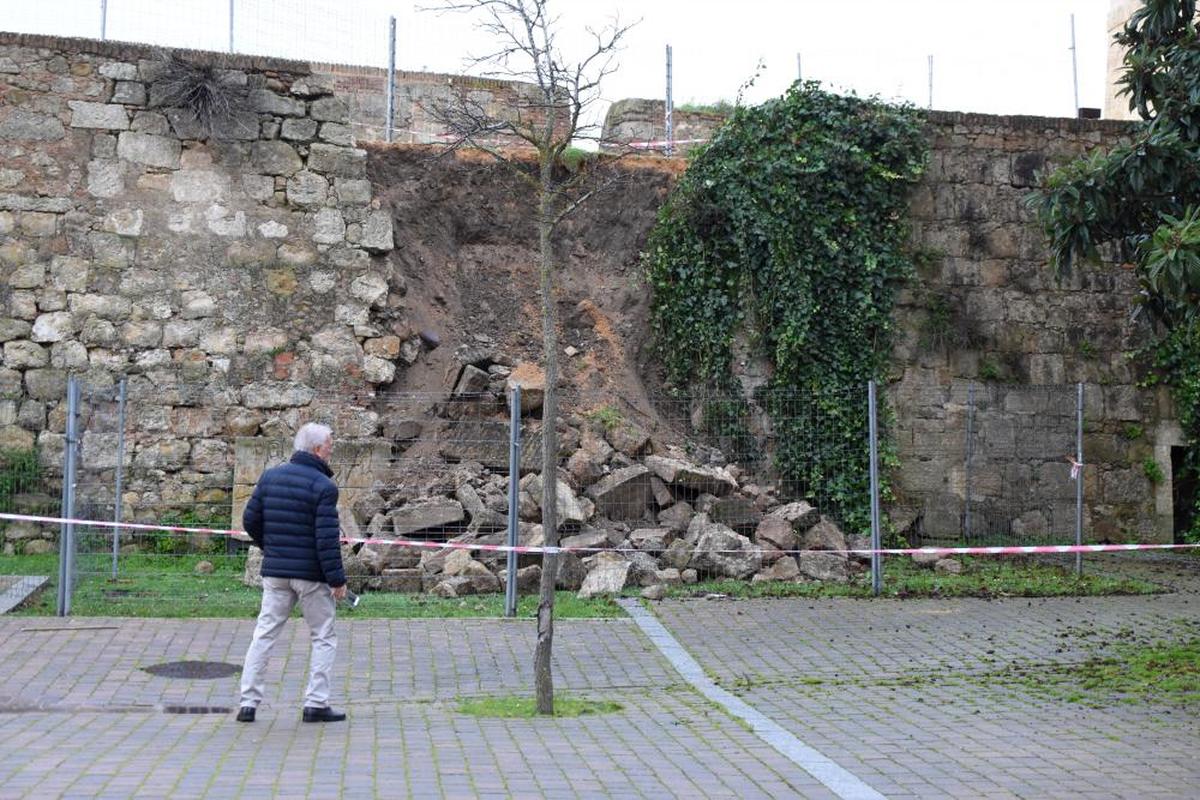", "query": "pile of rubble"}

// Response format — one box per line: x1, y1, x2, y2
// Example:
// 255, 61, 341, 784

243, 412, 883, 598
